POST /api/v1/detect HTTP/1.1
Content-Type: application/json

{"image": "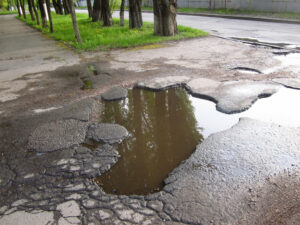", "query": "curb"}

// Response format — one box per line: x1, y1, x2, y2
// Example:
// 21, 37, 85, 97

141, 10, 300, 25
